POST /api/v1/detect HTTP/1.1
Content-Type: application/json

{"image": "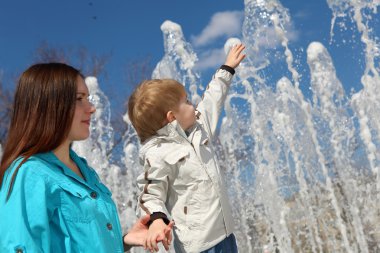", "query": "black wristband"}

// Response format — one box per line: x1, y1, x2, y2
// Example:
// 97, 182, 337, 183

148, 212, 170, 226
220, 64, 235, 75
